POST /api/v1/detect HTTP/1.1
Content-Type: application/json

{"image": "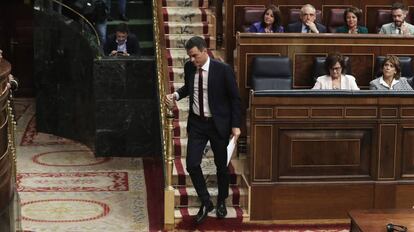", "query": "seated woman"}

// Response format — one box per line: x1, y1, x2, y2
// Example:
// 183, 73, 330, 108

369, 55, 413, 90
248, 5, 284, 33
312, 53, 360, 90
336, 7, 368, 34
